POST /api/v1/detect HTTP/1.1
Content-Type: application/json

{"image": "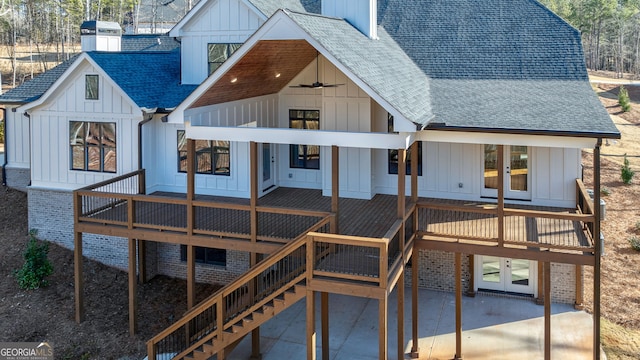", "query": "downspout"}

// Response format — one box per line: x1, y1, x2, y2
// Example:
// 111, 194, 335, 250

137, 111, 155, 171
23, 110, 31, 187
2, 108, 7, 186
